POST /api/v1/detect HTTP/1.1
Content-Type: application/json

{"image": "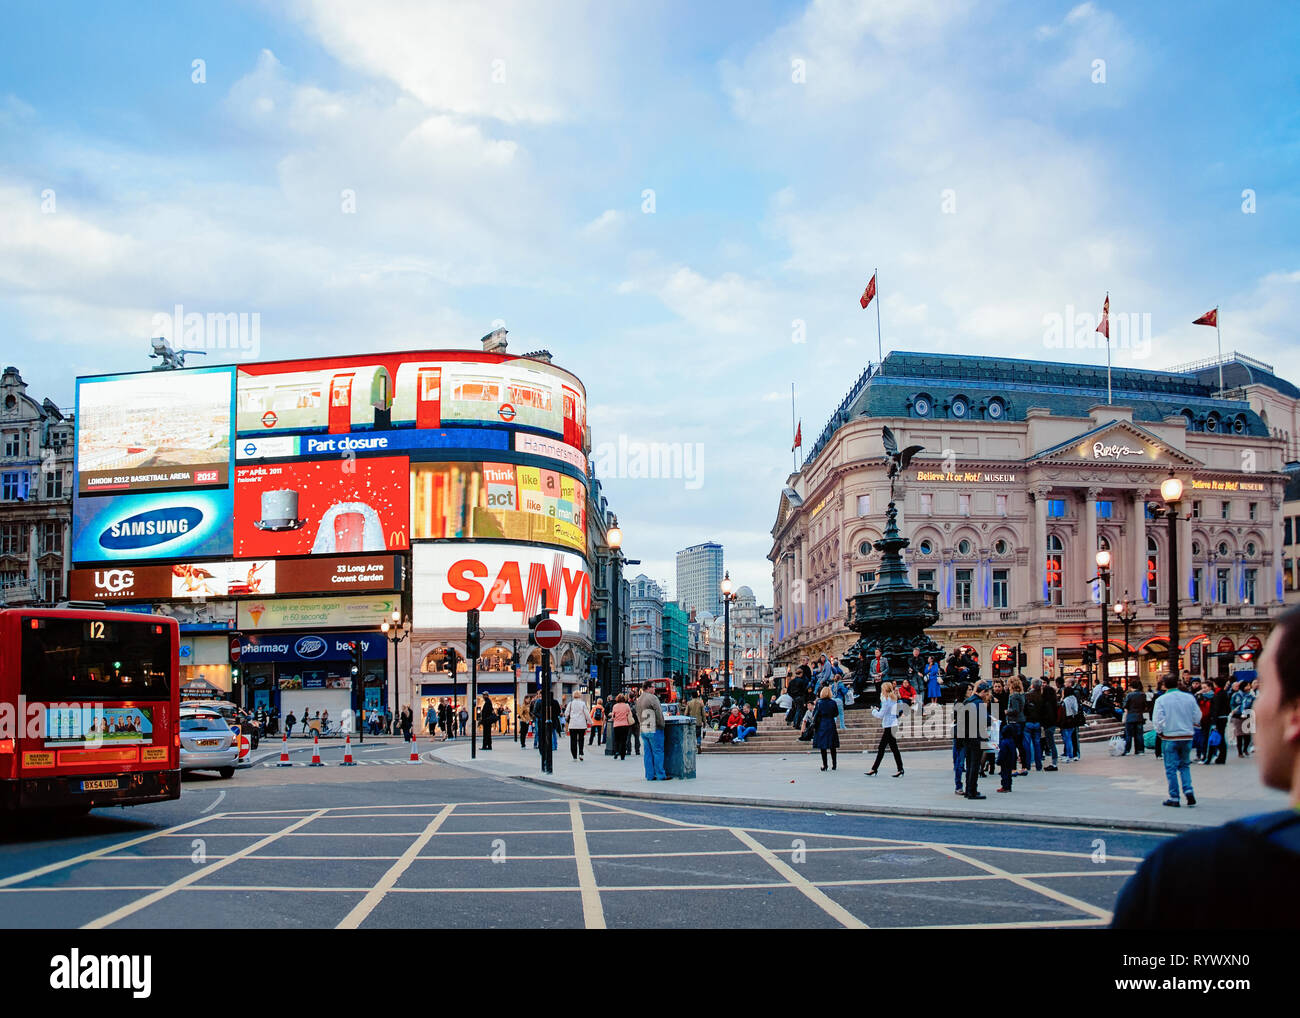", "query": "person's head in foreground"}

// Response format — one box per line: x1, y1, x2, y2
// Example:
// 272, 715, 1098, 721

1112, 606, 1300, 929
